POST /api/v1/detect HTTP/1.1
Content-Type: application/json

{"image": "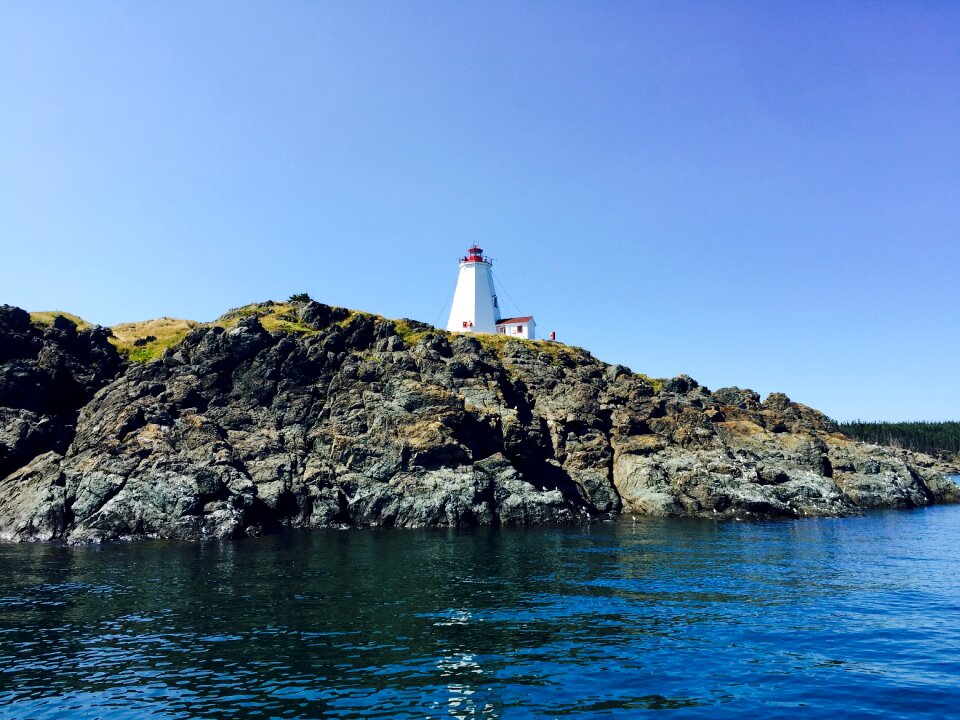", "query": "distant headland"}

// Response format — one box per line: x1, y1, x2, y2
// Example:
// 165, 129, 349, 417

0, 298, 957, 543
